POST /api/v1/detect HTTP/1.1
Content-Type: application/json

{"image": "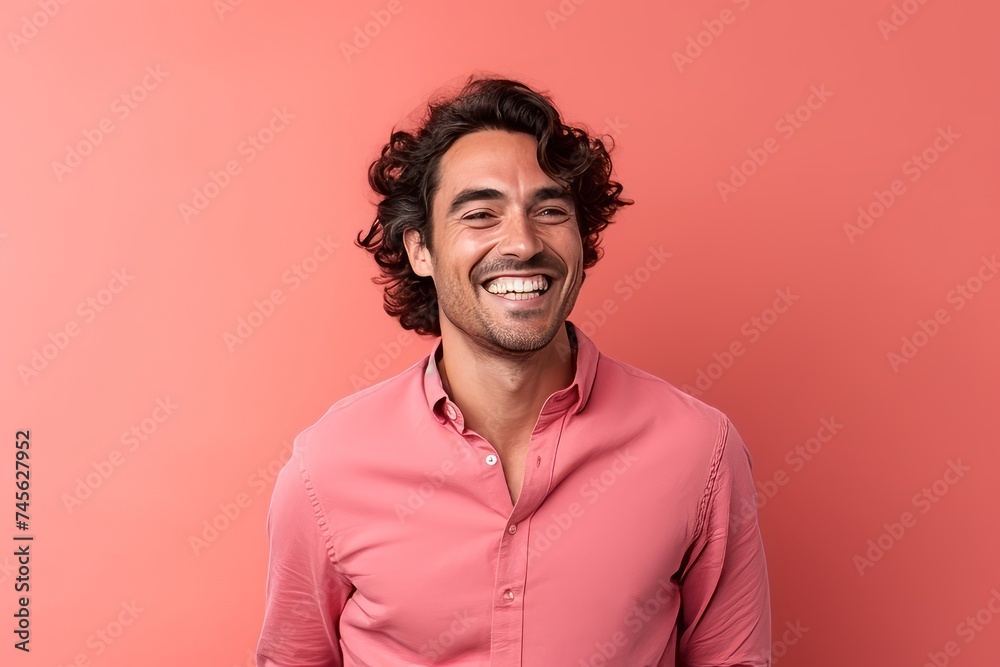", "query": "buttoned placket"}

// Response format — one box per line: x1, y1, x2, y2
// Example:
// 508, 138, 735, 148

438, 393, 576, 667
